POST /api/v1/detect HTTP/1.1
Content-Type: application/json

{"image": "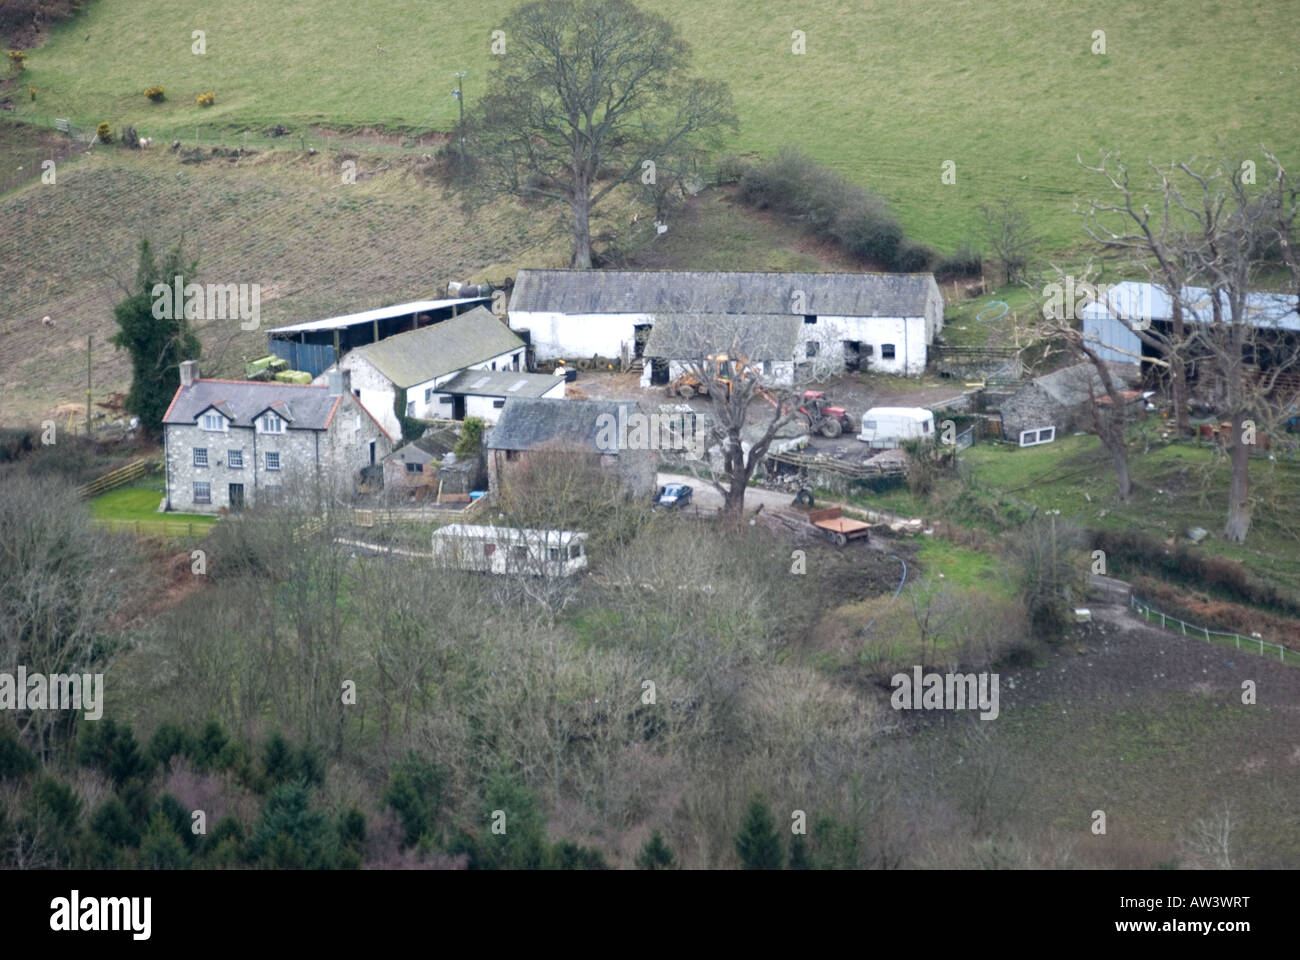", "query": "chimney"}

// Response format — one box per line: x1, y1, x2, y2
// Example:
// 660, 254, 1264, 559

328, 368, 351, 397
179, 359, 198, 387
